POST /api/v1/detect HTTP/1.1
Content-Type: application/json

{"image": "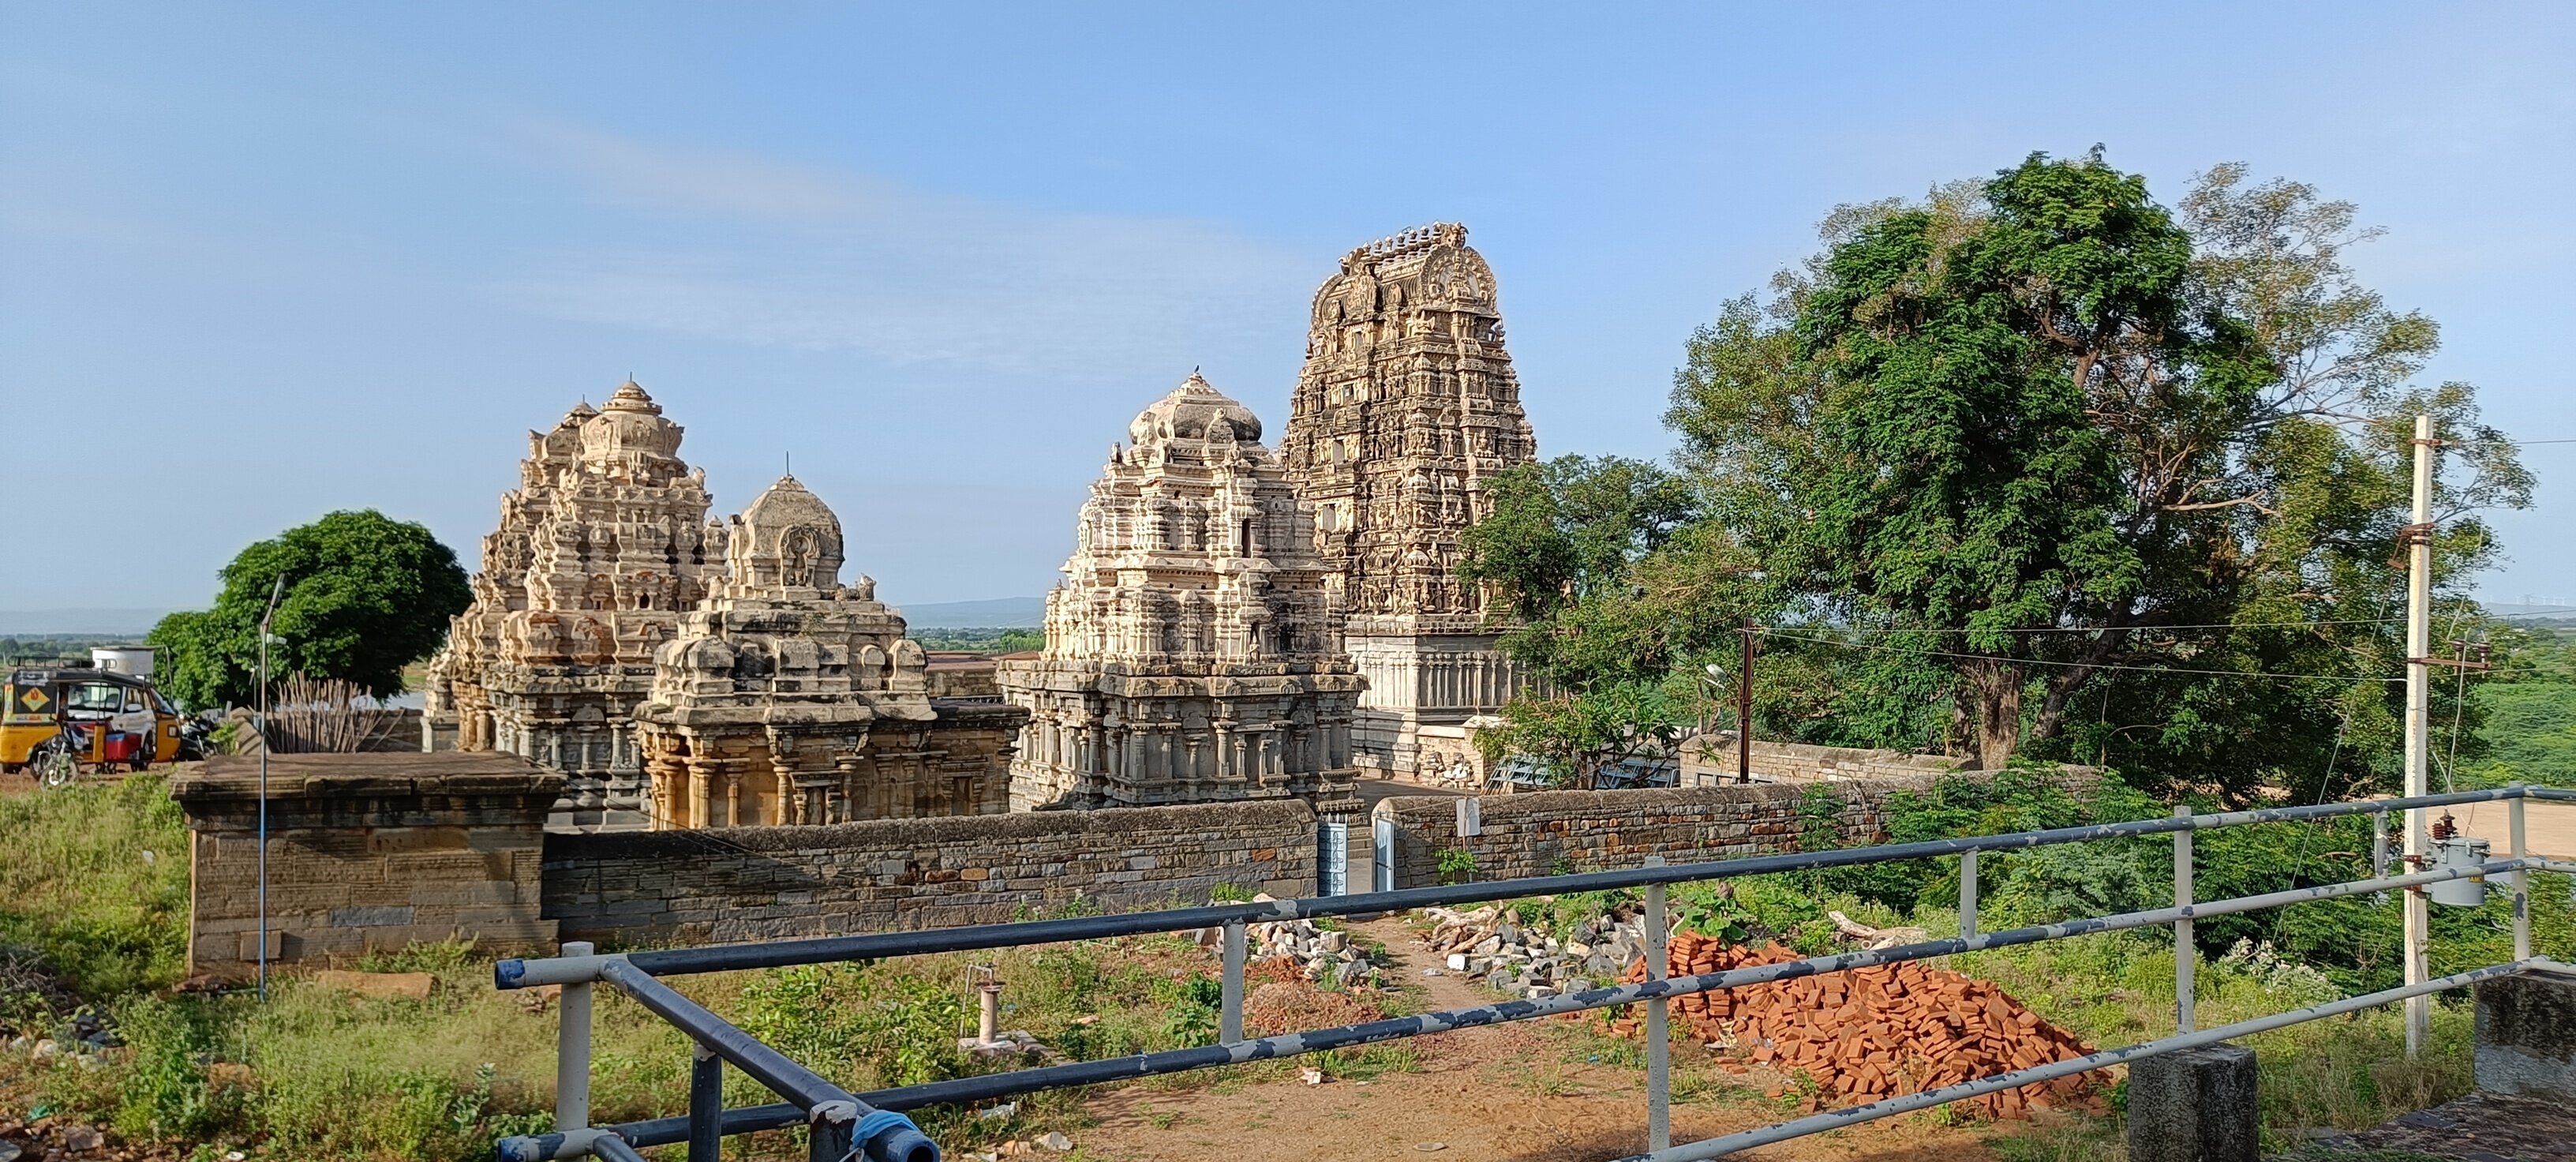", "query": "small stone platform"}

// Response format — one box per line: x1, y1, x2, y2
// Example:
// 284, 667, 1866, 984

2298, 1091, 2576, 1161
